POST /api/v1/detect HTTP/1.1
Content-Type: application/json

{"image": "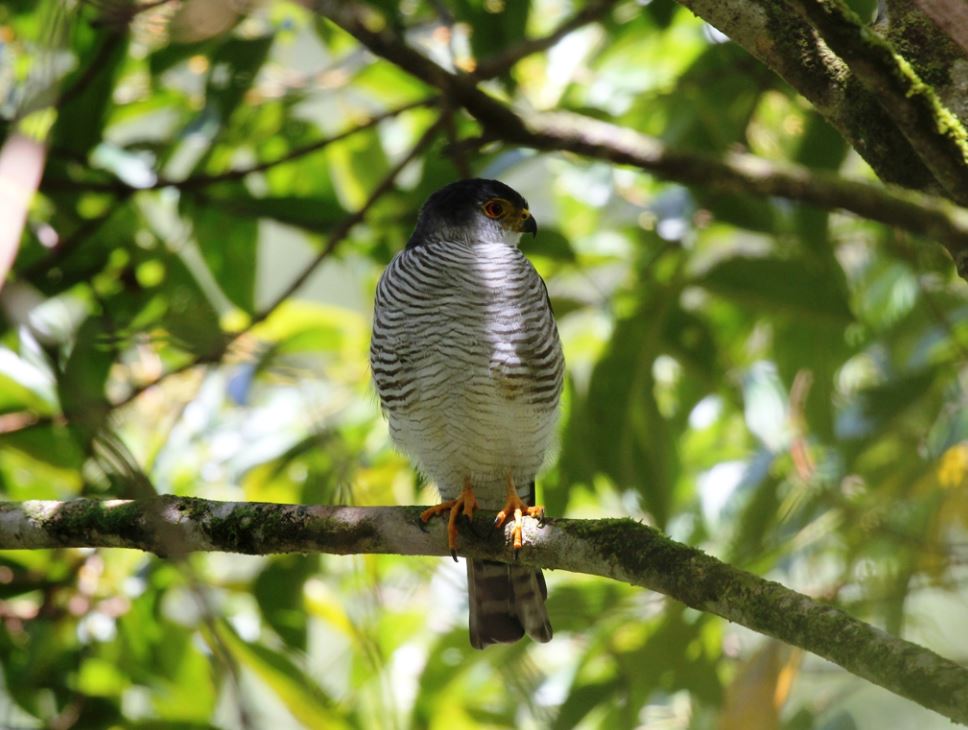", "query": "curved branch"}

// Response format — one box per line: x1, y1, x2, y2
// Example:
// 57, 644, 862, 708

1, 496, 966, 724
40, 97, 437, 195
523, 113, 968, 277
315, 3, 968, 280
472, 0, 618, 80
